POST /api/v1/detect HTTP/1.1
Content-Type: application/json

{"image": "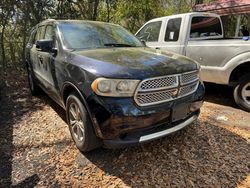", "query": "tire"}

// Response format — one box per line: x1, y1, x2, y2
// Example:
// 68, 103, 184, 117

27, 66, 41, 96
66, 92, 101, 152
233, 74, 250, 112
